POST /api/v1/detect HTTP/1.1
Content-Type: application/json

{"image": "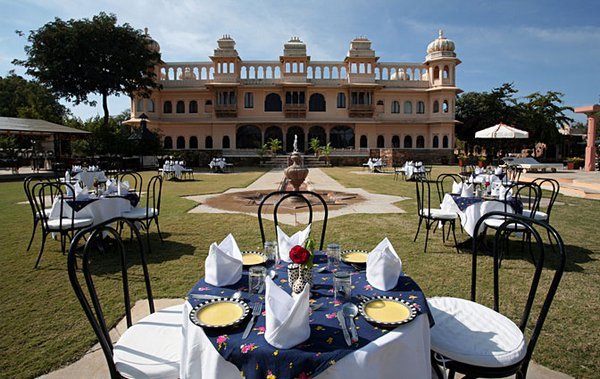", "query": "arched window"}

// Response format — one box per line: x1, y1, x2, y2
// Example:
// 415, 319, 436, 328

205, 136, 213, 149
163, 136, 172, 149
392, 135, 400, 148
308, 126, 326, 146
264, 93, 282, 112
136, 99, 144, 112
222, 136, 230, 149
189, 100, 198, 113
176, 101, 185, 113
391, 101, 400, 114
443, 66, 449, 79
147, 99, 155, 112
432, 136, 439, 148
337, 92, 346, 108
434, 66, 440, 80
176, 136, 185, 149
360, 135, 367, 148
286, 126, 305, 152
163, 101, 172, 113
403, 101, 412, 114
329, 126, 355, 149
416, 135, 425, 148
404, 136, 412, 148
236, 125, 261, 148
417, 101, 425, 114
377, 135, 384, 148
265, 126, 284, 145
189, 136, 198, 149
433, 101, 440, 113
443, 100, 449, 113
309, 93, 326, 112
443, 135, 449, 148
